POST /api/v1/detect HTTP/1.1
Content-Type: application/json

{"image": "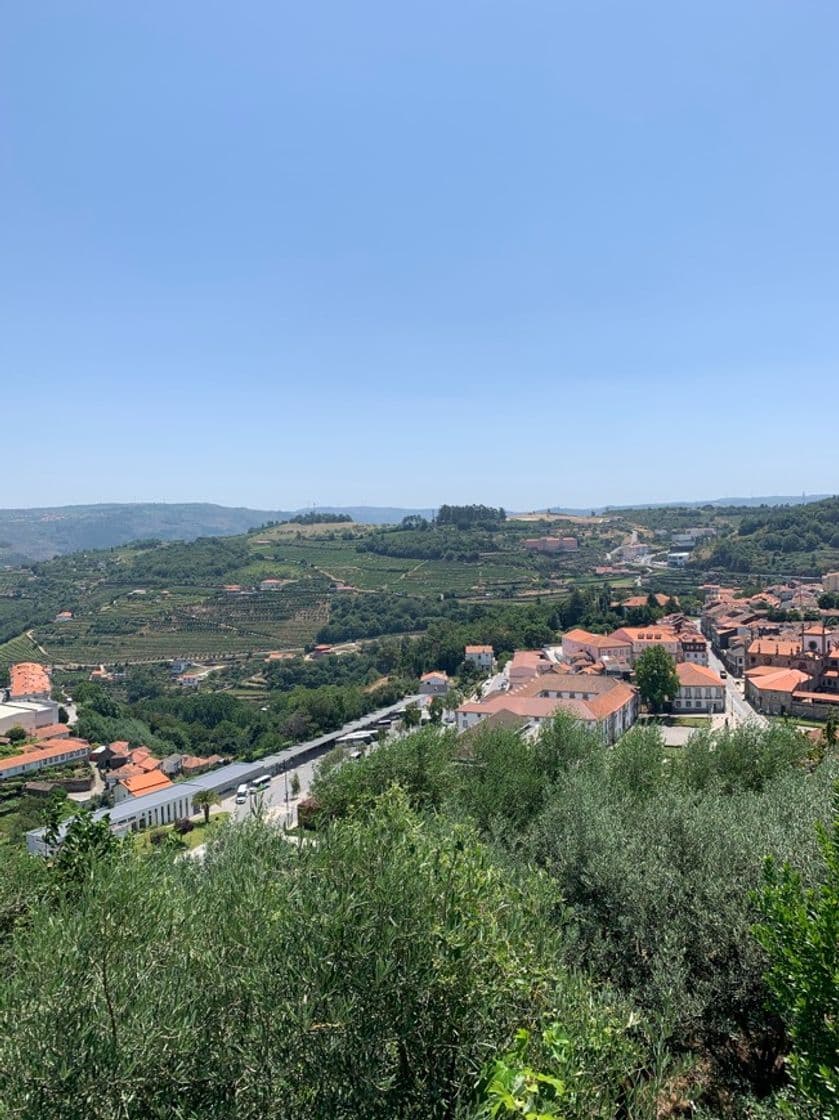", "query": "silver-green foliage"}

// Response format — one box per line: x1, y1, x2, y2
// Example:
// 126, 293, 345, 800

0, 794, 649, 1120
